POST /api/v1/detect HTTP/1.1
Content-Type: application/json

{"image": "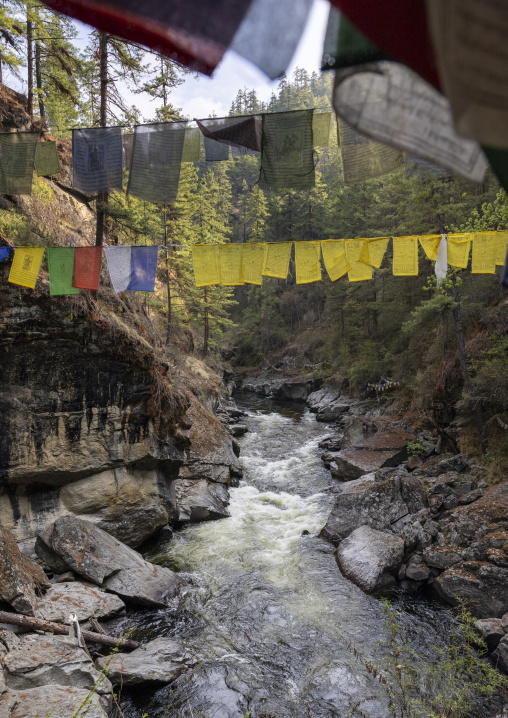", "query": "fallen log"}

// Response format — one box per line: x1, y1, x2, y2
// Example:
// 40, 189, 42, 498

0, 610, 140, 651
